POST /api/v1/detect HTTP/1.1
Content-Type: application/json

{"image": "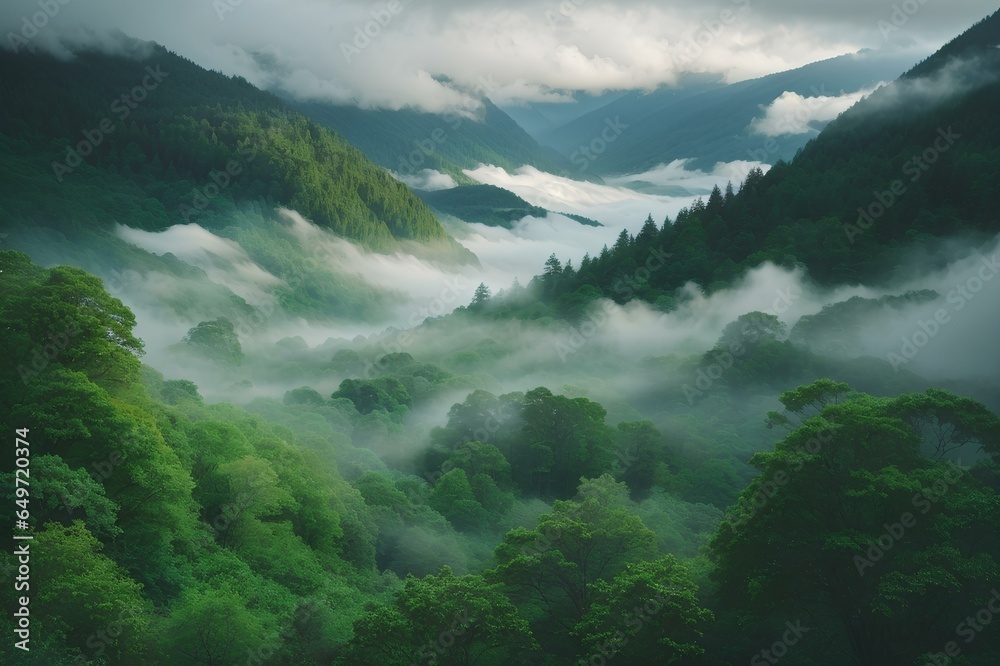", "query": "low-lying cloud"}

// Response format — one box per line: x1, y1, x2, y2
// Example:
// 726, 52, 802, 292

463, 161, 762, 228
392, 168, 459, 191
856, 55, 1000, 114
604, 159, 768, 196
750, 85, 883, 136
115, 222, 284, 307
